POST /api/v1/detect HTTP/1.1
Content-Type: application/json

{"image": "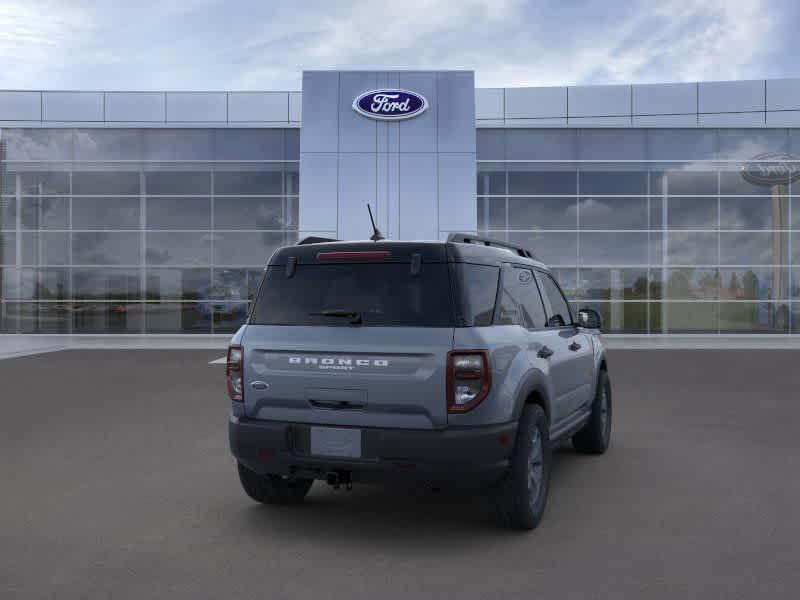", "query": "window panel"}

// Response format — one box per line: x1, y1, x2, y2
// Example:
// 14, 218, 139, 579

495, 267, 546, 328
213, 197, 284, 229
578, 197, 648, 229
719, 267, 790, 300
506, 232, 577, 266
1, 197, 15, 230
1, 268, 69, 300
145, 171, 210, 195
661, 302, 719, 333
661, 268, 720, 300
211, 268, 264, 301
19, 172, 69, 195
477, 129, 505, 160
72, 232, 140, 265
284, 166, 299, 197
74, 129, 143, 160
720, 171, 787, 196
664, 197, 718, 230
476, 169, 505, 195
507, 169, 576, 195
578, 301, 648, 333
579, 232, 650, 266
214, 129, 284, 160
145, 232, 211, 266
146, 197, 211, 230
536, 272, 572, 326
579, 171, 648, 195
508, 197, 577, 230
213, 232, 286, 266
73, 303, 144, 333
578, 130, 647, 160
506, 129, 577, 160
284, 130, 300, 159
145, 302, 212, 333
792, 197, 800, 229
577, 268, 649, 300
21, 232, 69, 265
0, 233, 16, 264
719, 302, 790, 333
72, 171, 140, 196
72, 268, 141, 301
720, 196, 789, 230
21, 197, 69, 229
666, 232, 718, 265
146, 268, 211, 300
551, 268, 578, 300
72, 197, 140, 230
213, 170, 283, 195
212, 302, 249, 334
3, 130, 73, 161
651, 170, 717, 196
792, 269, 800, 299
142, 129, 214, 160
477, 197, 506, 230
717, 129, 788, 160
720, 231, 787, 265
647, 130, 716, 161
6, 302, 71, 333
